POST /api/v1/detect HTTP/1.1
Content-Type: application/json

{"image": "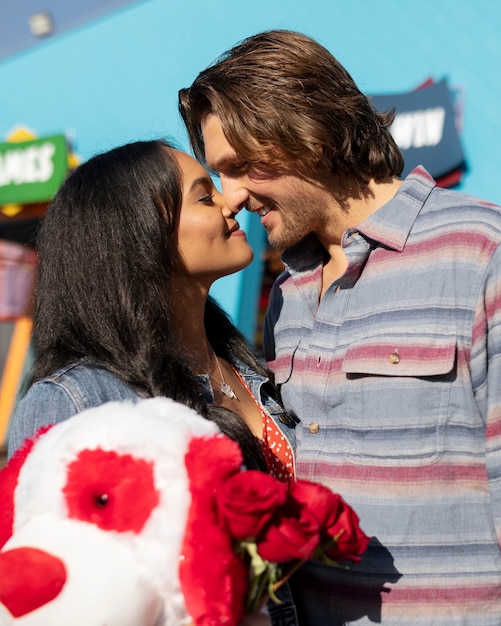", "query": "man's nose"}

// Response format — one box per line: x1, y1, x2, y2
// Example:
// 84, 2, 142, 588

220, 175, 249, 214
